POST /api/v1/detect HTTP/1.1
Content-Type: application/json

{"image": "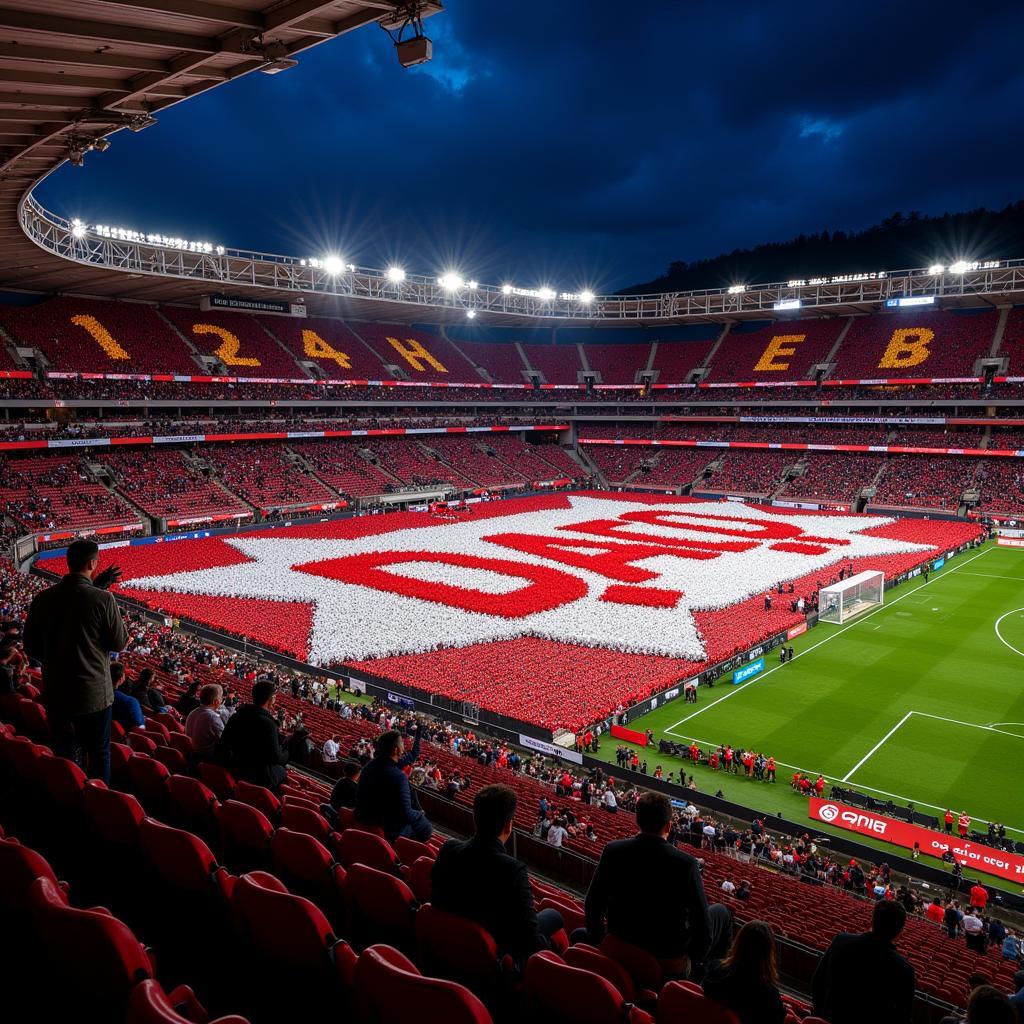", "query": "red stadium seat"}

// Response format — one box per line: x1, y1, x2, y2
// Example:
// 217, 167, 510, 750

127, 979, 250, 1024
354, 943, 493, 1024
657, 981, 741, 1024
524, 950, 654, 1024
217, 799, 274, 872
